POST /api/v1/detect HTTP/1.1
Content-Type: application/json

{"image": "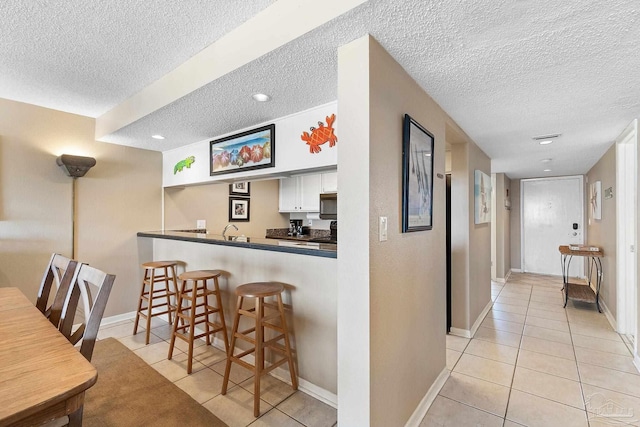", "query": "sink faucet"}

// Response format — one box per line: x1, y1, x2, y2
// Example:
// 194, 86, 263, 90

222, 224, 238, 238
